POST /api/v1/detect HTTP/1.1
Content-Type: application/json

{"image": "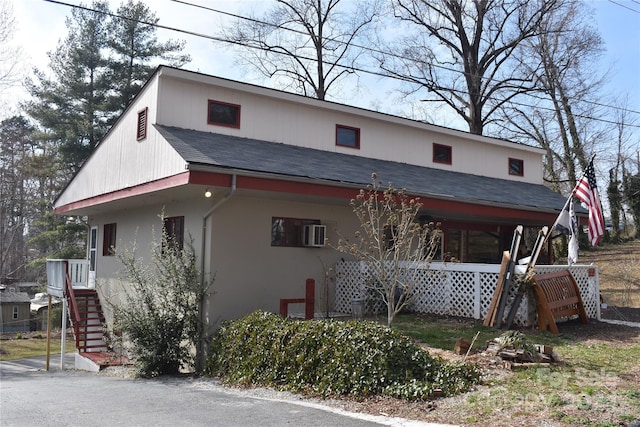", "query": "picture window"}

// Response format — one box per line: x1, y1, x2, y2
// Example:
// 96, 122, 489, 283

208, 100, 241, 128
336, 125, 360, 149
271, 217, 320, 247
